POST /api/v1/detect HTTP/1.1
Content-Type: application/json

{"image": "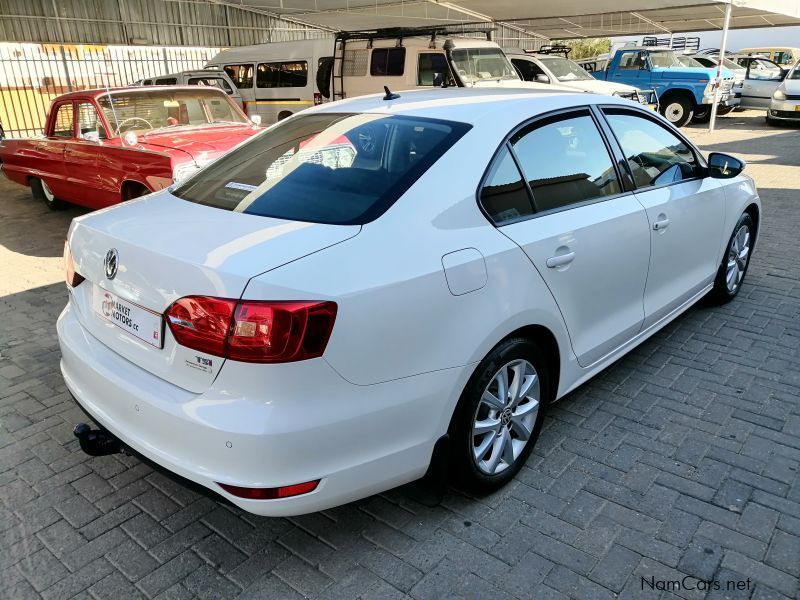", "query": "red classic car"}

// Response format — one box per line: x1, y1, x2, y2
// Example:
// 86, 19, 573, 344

0, 86, 261, 210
